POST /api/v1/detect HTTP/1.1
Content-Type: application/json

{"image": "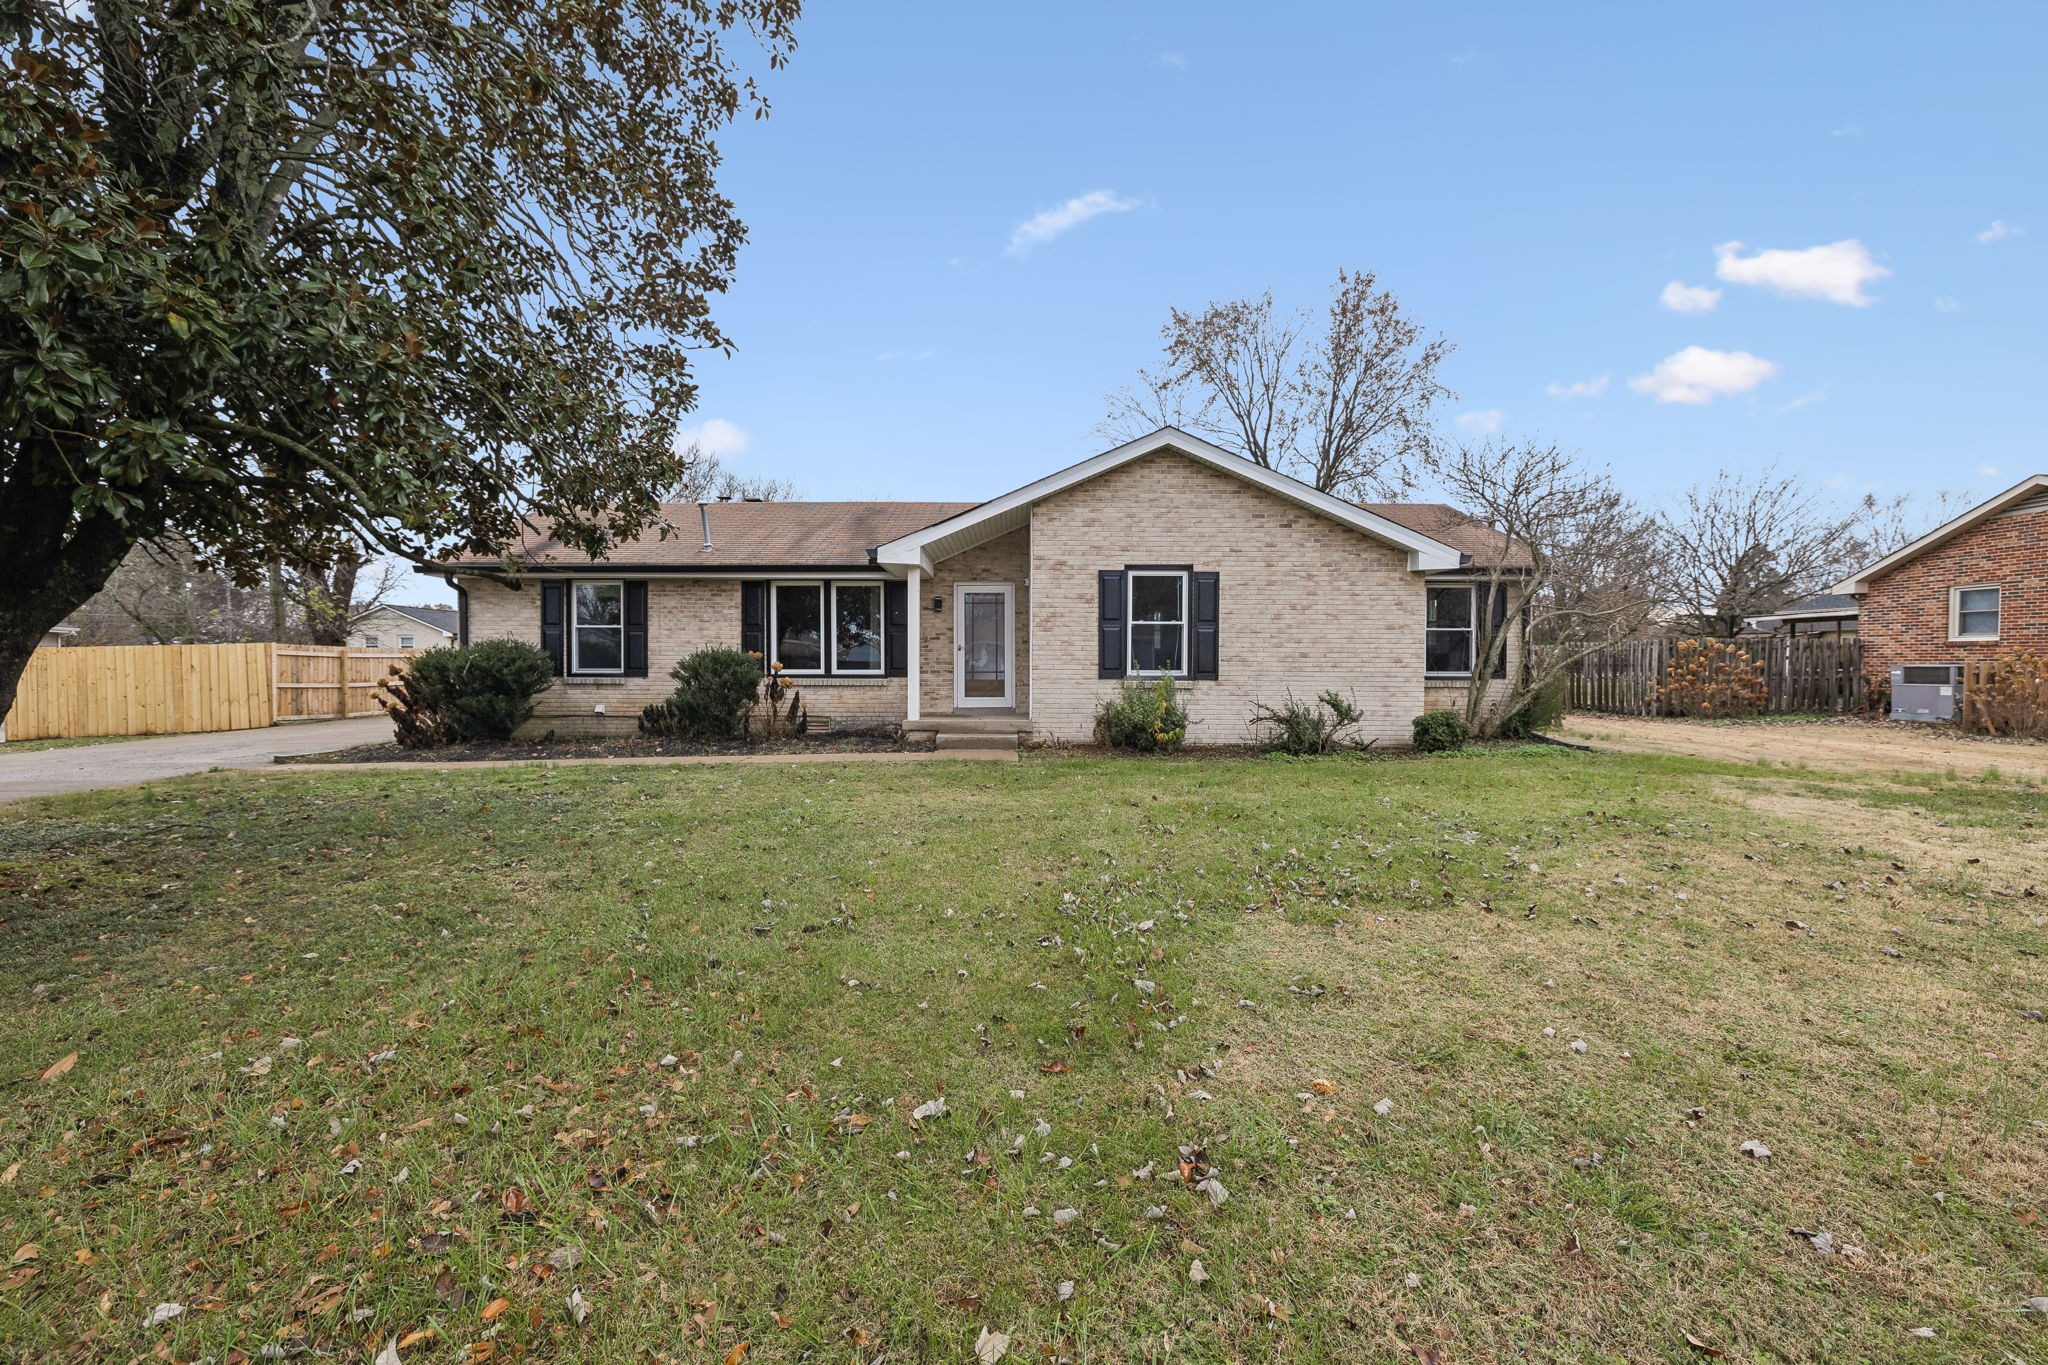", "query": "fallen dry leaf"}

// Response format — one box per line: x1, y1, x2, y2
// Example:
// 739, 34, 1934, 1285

1682, 1332, 1724, 1358
480, 1297, 511, 1322
723, 1342, 749, 1365
974, 1327, 1011, 1364
39, 1052, 78, 1083
396, 1328, 436, 1349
